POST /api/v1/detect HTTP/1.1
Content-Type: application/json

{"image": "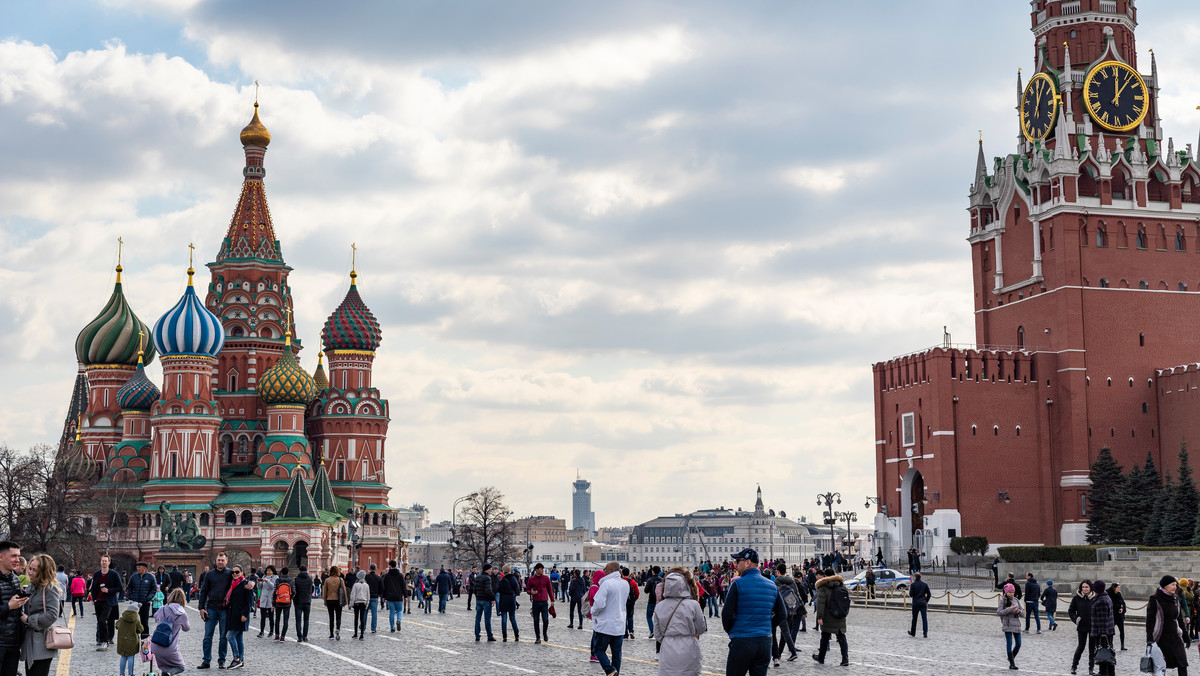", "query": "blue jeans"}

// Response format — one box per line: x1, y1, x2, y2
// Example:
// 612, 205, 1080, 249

439, 593, 448, 612
593, 632, 623, 675
225, 627, 245, 661
1024, 602, 1041, 631
202, 607, 228, 665
424, 596, 432, 613
500, 609, 518, 637
1046, 610, 1056, 627
387, 600, 403, 629
119, 654, 136, 675
1005, 630, 1022, 653
369, 598, 378, 631
646, 603, 655, 634
475, 600, 494, 639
